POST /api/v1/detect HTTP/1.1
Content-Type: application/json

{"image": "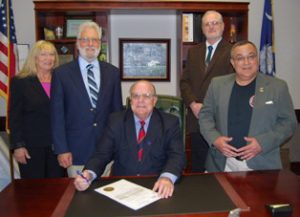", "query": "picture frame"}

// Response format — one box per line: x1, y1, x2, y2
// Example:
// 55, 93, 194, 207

65, 17, 93, 38
119, 38, 170, 81
17, 44, 30, 71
